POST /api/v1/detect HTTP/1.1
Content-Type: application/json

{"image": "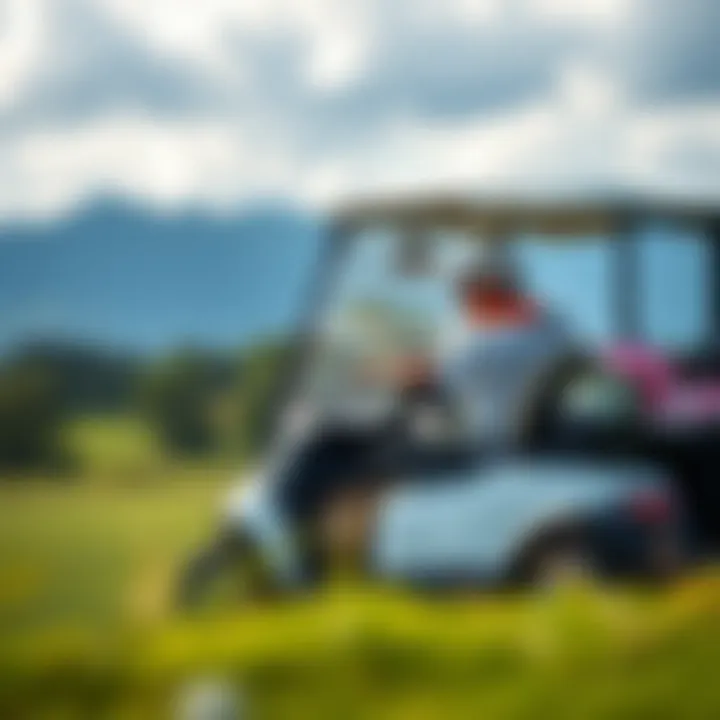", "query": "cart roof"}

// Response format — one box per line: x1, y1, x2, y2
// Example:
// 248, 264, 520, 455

334, 194, 720, 239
